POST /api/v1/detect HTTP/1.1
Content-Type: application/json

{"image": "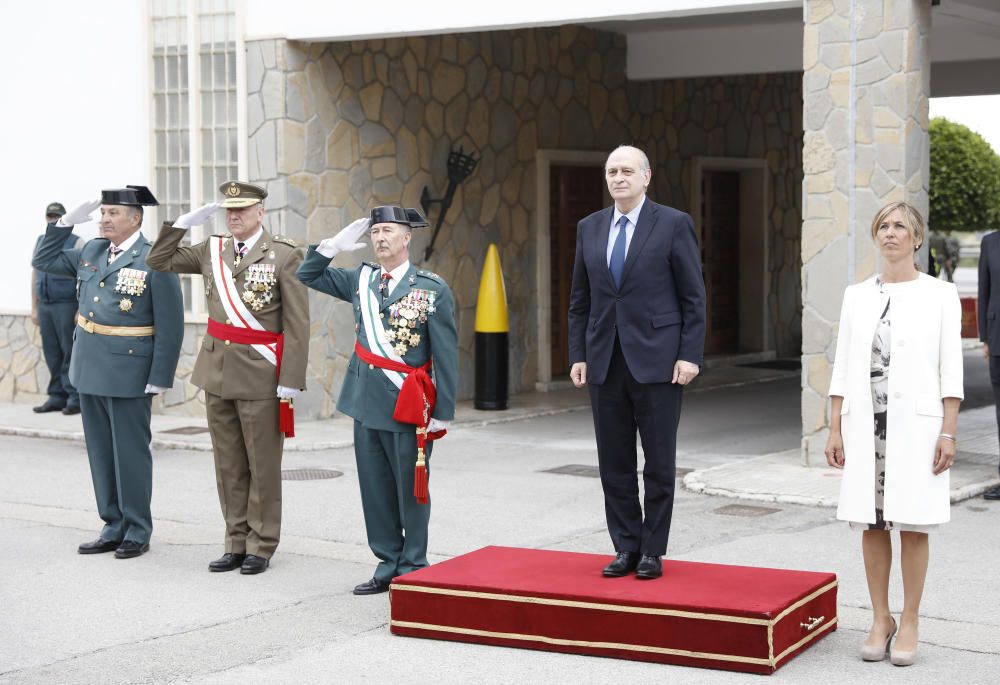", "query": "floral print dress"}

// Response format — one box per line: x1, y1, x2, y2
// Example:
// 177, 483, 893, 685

848, 279, 935, 533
